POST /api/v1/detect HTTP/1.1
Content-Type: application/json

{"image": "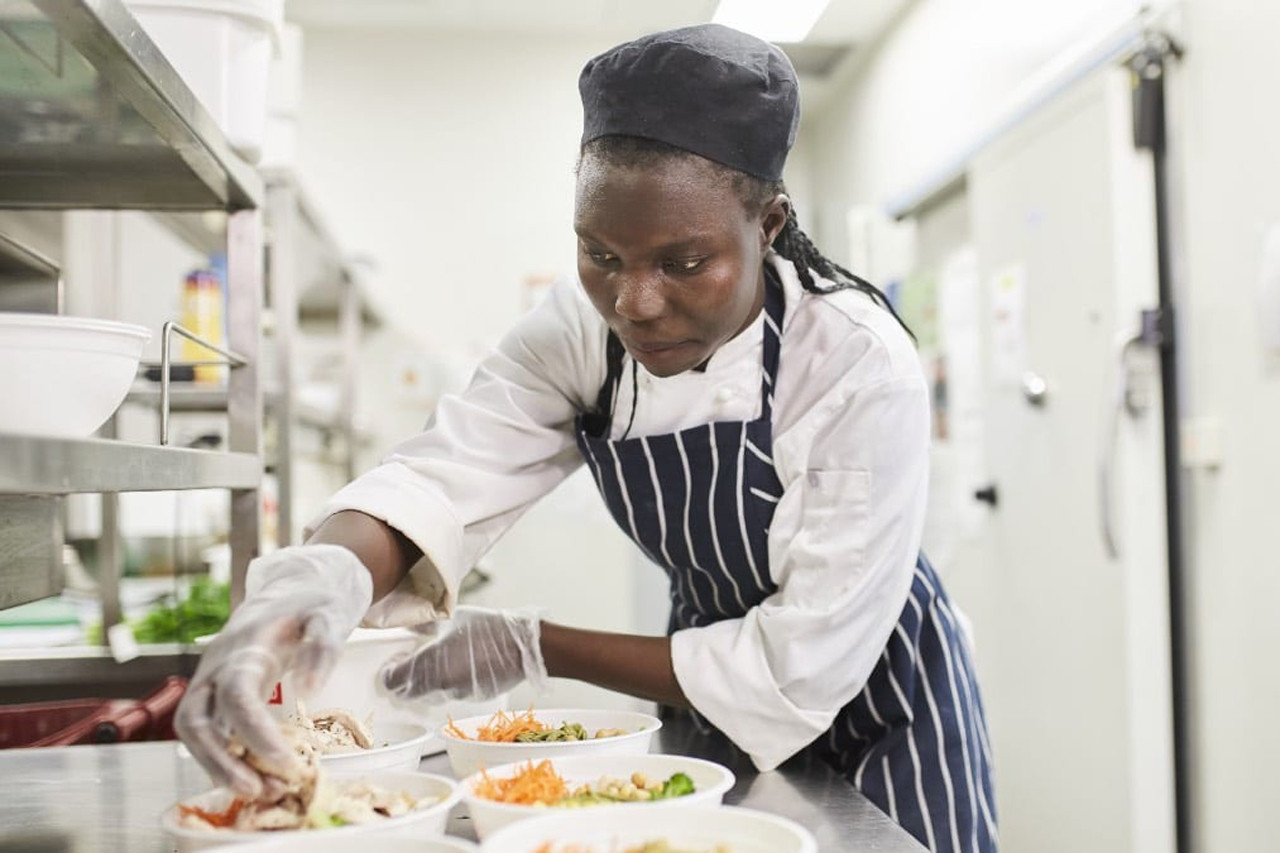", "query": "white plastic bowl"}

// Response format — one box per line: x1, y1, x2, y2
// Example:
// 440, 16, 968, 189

318, 721, 433, 773
161, 771, 461, 852
0, 313, 150, 438
441, 709, 661, 779
463, 753, 735, 839
206, 836, 478, 853
480, 804, 817, 853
